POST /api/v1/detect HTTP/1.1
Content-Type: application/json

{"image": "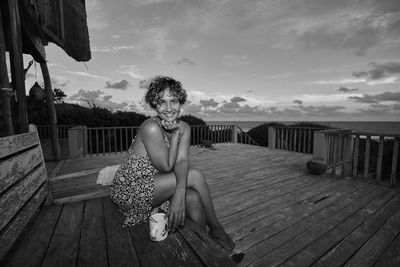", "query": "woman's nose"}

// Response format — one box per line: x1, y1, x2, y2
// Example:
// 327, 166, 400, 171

165, 102, 173, 111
